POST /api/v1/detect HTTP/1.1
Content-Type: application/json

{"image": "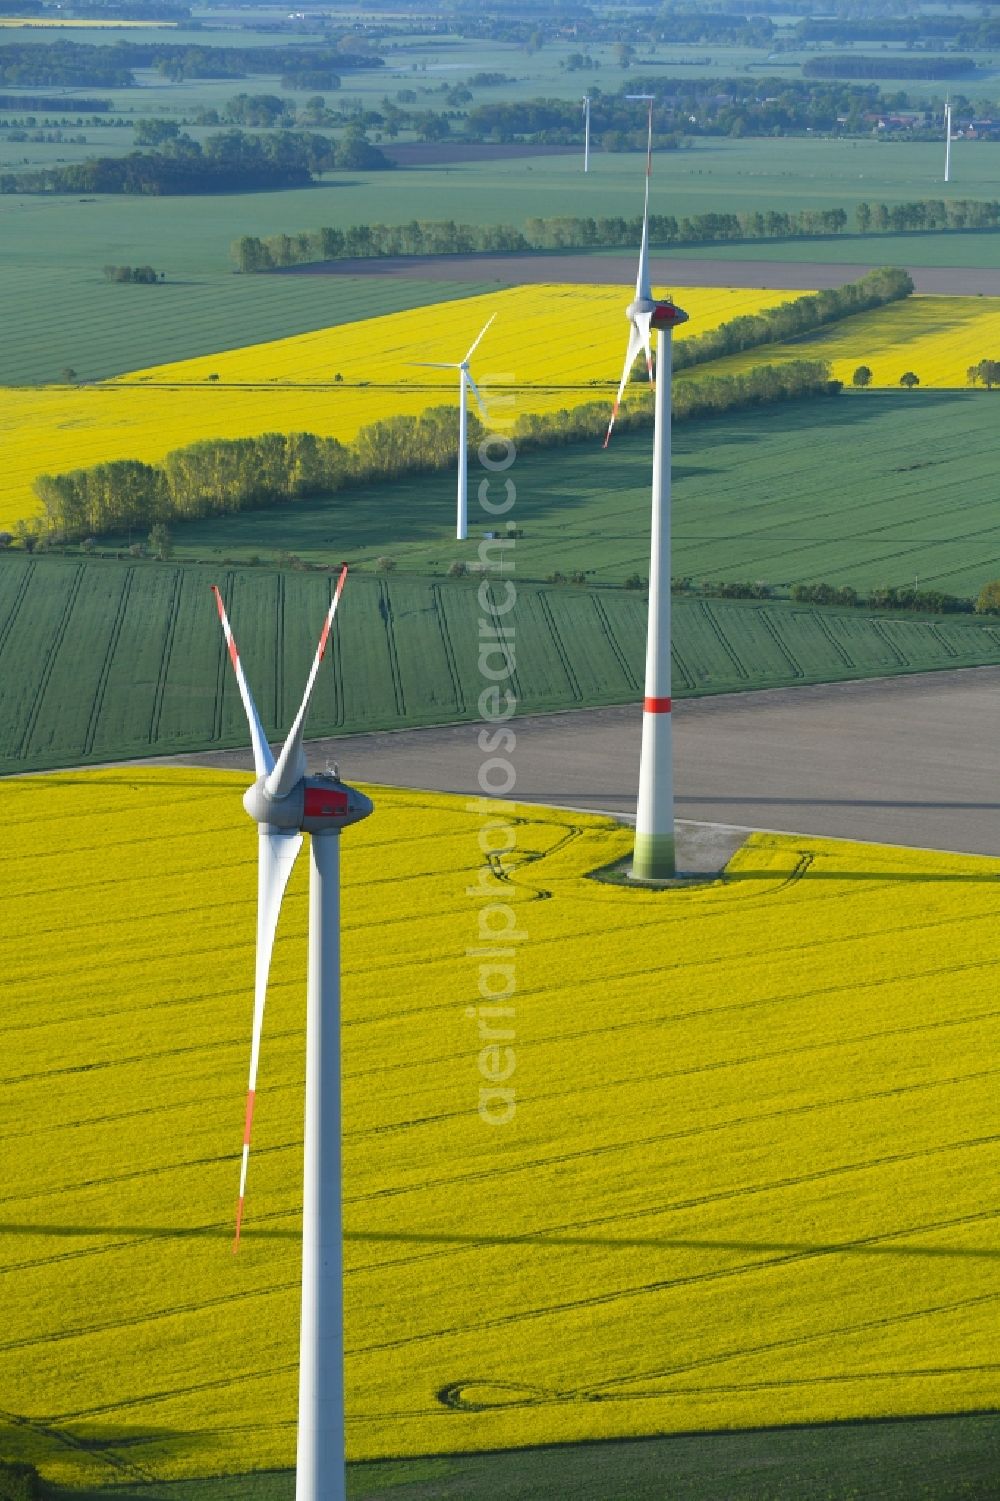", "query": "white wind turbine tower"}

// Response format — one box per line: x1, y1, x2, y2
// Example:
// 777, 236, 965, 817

583, 94, 591, 171
213, 564, 372, 1501
411, 314, 494, 541
604, 96, 689, 882
944, 97, 953, 183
